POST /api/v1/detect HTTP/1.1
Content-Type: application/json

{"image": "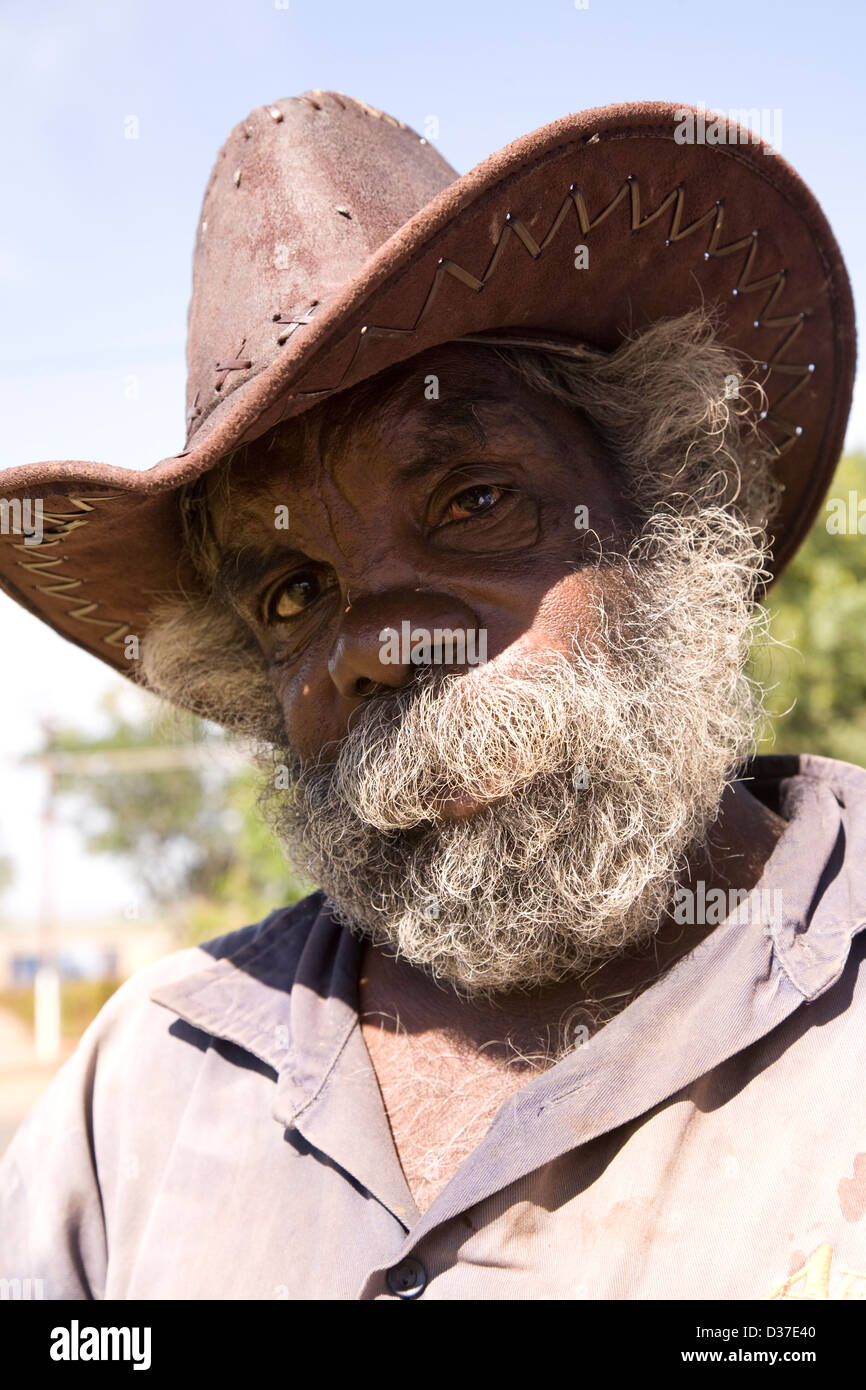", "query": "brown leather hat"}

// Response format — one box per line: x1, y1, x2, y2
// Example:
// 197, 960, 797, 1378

0, 90, 855, 685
